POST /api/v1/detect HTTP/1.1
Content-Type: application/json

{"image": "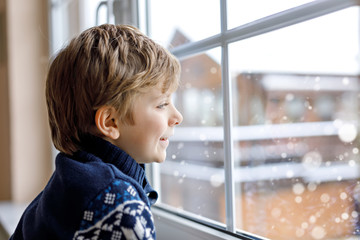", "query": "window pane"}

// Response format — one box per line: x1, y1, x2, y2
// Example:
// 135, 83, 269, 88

159, 48, 225, 224
230, 7, 360, 240
50, 0, 106, 53
148, 0, 220, 48
227, 0, 315, 30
